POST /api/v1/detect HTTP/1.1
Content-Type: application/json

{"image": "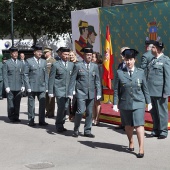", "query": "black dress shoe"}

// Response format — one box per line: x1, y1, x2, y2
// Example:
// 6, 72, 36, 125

10, 119, 16, 123
28, 122, 36, 126
149, 134, 159, 137
39, 122, 48, 126
72, 131, 79, 137
137, 153, 144, 158
84, 133, 95, 138
158, 135, 167, 139
57, 127, 67, 133
15, 118, 21, 122
127, 148, 134, 152
47, 115, 54, 118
